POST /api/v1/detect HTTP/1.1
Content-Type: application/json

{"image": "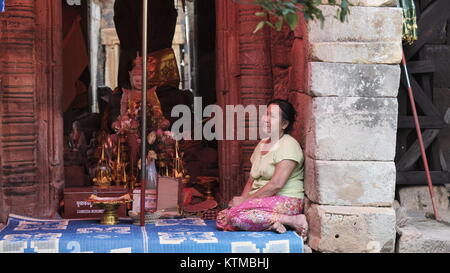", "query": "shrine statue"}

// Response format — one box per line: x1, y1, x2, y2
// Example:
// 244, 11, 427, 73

114, 56, 170, 179
120, 56, 167, 126
69, 121, 86, 153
